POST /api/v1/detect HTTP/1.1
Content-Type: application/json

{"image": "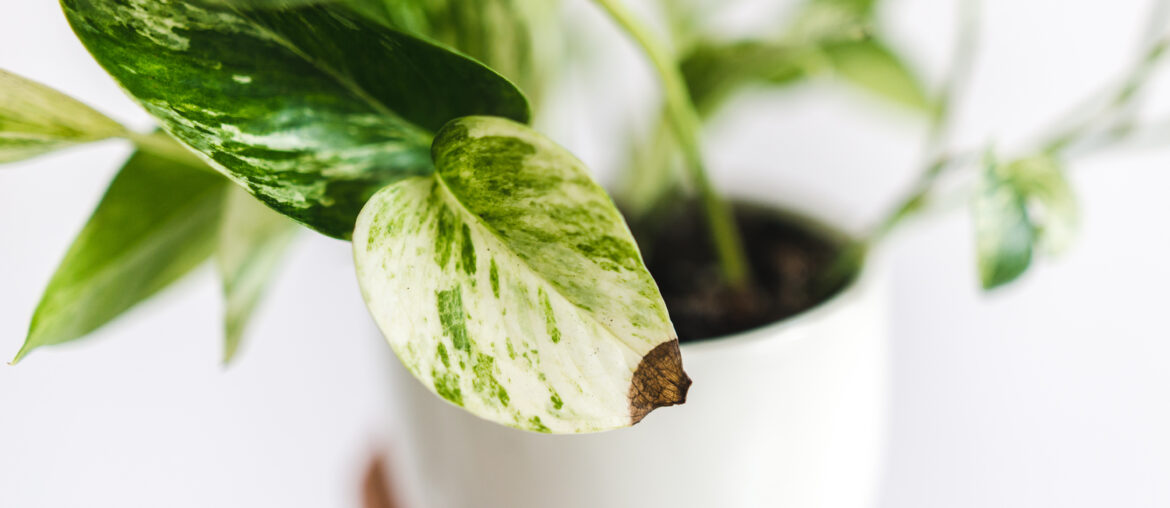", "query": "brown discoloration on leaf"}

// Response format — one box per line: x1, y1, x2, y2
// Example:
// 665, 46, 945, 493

629, 339, 691, 424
